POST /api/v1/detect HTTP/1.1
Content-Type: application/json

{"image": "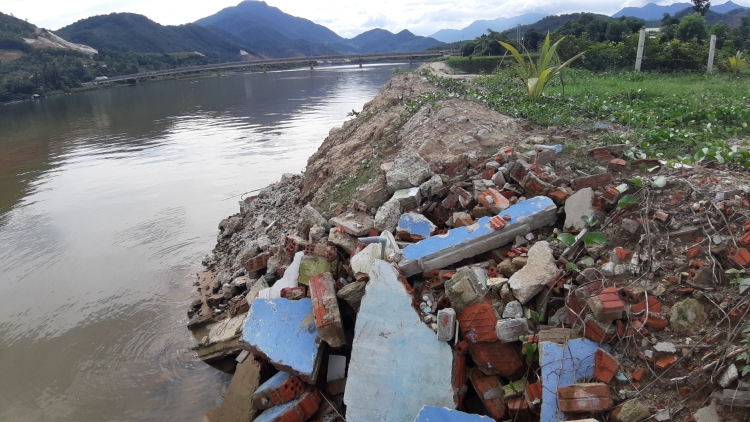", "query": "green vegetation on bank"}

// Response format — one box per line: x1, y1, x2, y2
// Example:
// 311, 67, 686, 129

424, 67, 750, 164
0, 49, 211, 102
